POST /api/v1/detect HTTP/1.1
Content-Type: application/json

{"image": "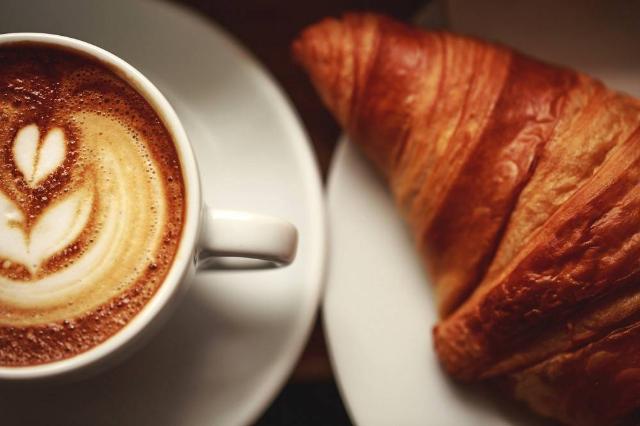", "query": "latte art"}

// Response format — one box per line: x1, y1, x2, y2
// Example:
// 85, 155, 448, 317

0, 46, 185, 366
2, 124, 90, 274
